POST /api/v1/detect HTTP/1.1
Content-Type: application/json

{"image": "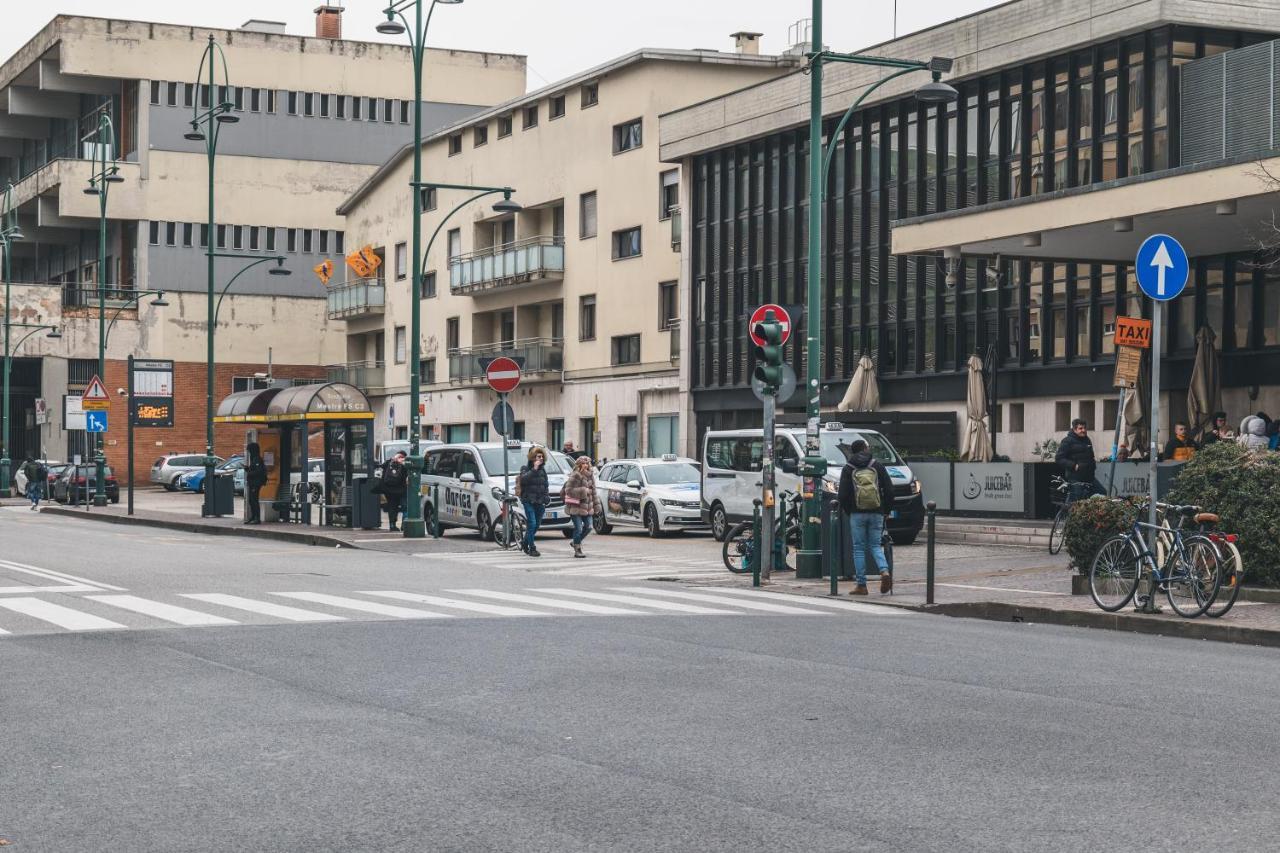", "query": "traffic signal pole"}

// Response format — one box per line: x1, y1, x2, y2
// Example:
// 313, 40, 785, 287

752, 310, 785, 582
